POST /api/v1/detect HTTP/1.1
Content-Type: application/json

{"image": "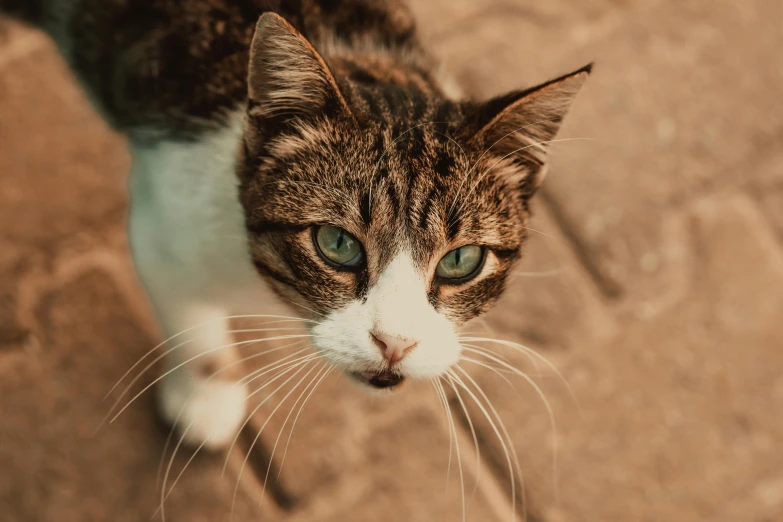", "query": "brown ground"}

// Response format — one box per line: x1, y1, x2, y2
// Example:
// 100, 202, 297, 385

1, 1, 782, 521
